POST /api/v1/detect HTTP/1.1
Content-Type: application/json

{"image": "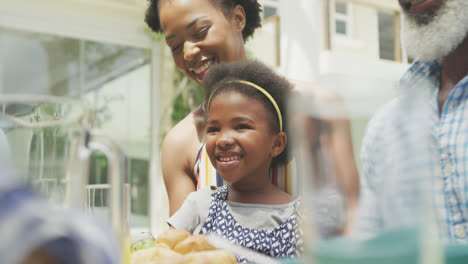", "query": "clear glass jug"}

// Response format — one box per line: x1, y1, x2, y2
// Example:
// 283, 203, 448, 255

0, 94, 130, 261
